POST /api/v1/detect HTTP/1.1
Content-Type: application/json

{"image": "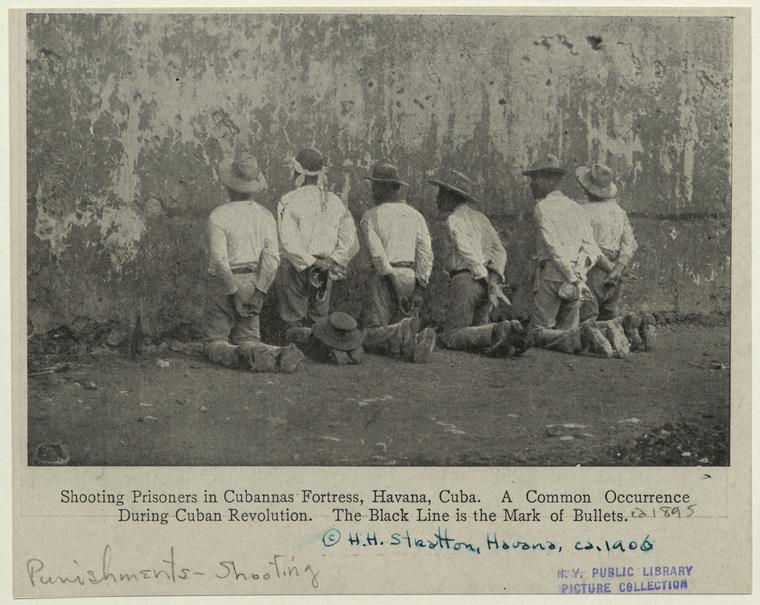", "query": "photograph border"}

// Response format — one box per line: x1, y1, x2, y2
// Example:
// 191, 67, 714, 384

6, 2, 755, 600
